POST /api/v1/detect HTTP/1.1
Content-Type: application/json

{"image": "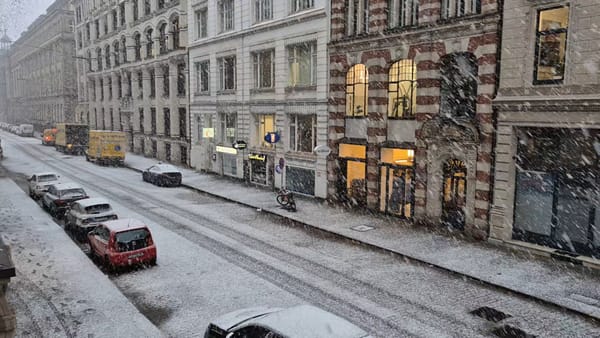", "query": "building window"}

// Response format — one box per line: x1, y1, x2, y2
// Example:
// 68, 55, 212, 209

177, 64, 186, 96
346, 0, 369, 36
291, 0, 314, 12
440, 53, 478, 119
255, 0, 273, 23
134, 33, 142, 60
145, 29, 154, 58
220, 112, 237, 145
346, 64, 368, 117
287, 42, 317, 87
120, 36, 127, 63
94, 20, 99, 39
158, 23, 168, 54
133, 0, 139, 21
119, 2, 126, 26
289, 114, 316, 153
105, 45, 111, 68
151, 108, 156, 134
218, 56, 236, 91
388, 59, 416, 119
219, 0, 234, 33
158, 0, 165, 10
87, 50, 92, 71
144, 0, 151, 15
162, 65, 170, 97
96, 48, 103, 71
196, 8, 208, 39
256, 114, 275, 148
171, 16, 180, 49
195, 60, 210, 93
107, 77, 112, 100
137, 71, 143, 98
86, 23, 91, 41
111, 10, 118, 31
388, 0, 418, 28
534, 6, 569, 84
253, 49, 274, 89
287, 166, 315, 196
179, 108, 187, 139
164, 108, 170, 137
441, 0, 481, 19
103, 15, 108, 35
149, 69, 156, 98
113, 41, 120, 67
